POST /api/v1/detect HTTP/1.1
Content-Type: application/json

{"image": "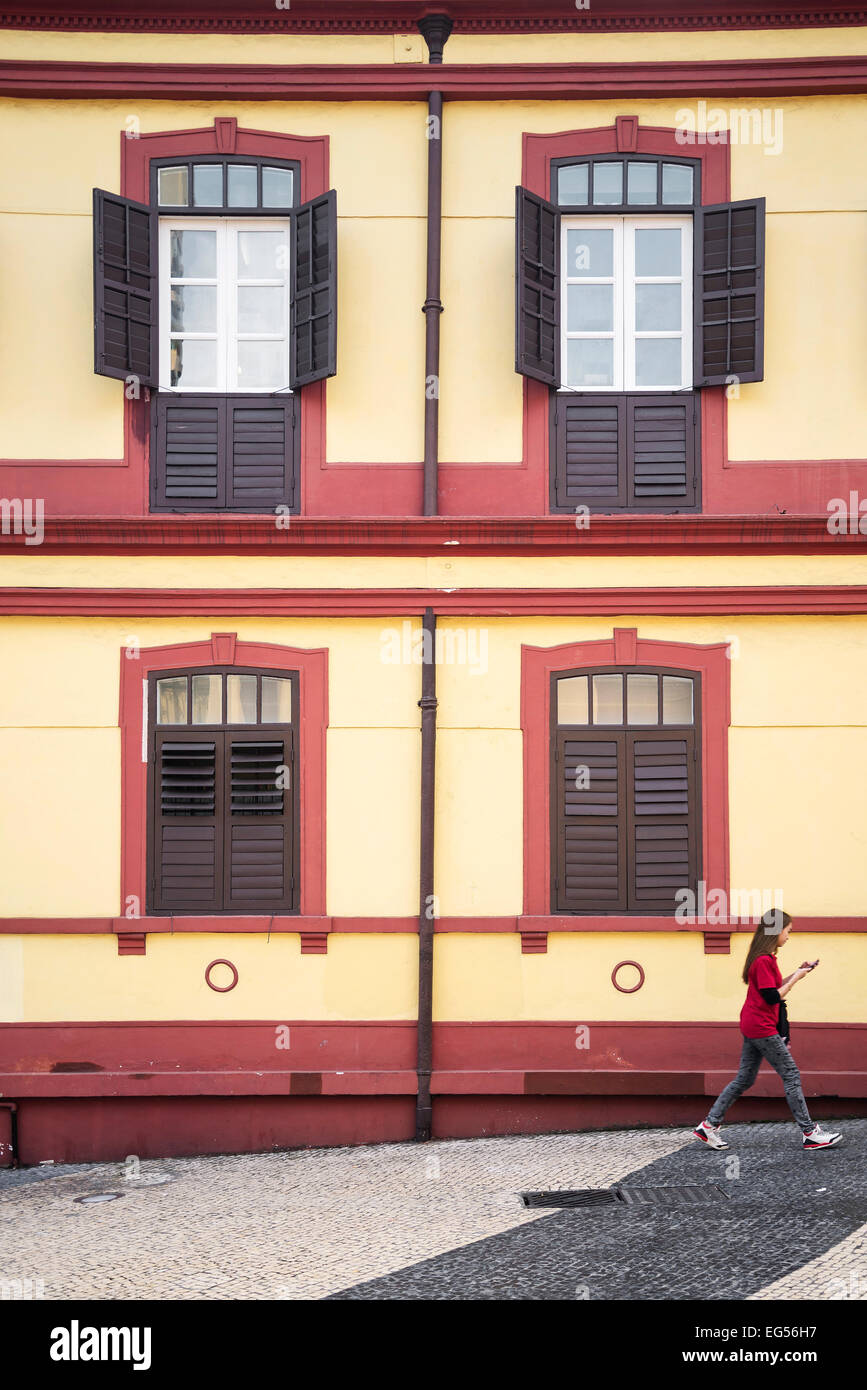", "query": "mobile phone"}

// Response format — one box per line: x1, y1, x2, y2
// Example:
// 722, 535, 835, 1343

802, 959, 819, 970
